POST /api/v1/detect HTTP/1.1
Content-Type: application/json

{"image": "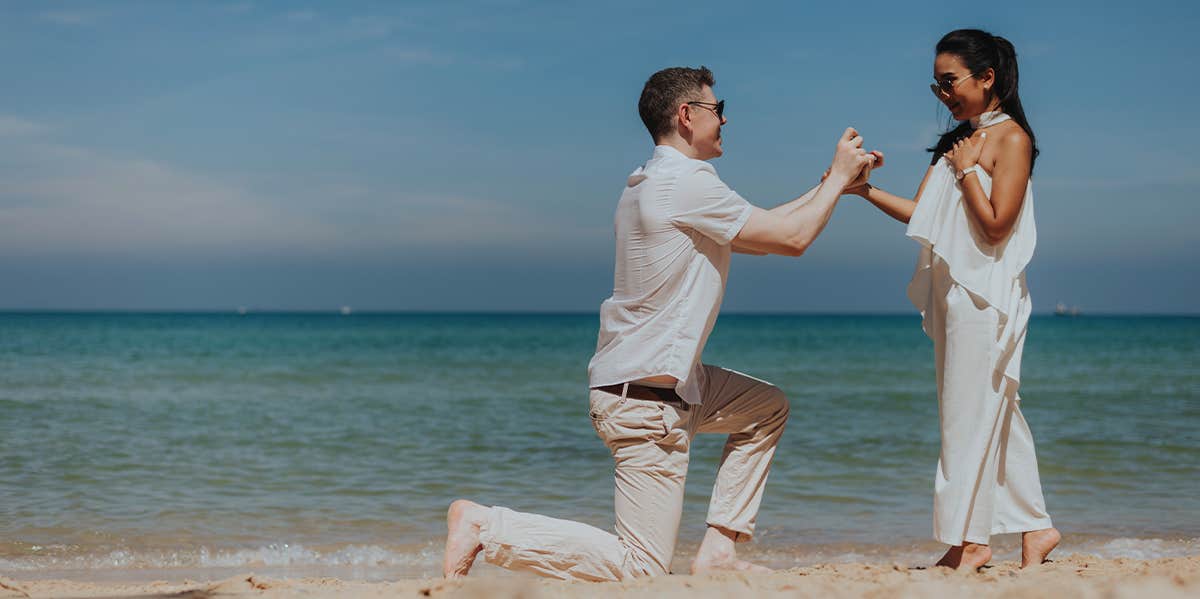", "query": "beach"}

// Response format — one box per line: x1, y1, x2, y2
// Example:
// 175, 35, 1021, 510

4, 555, 1199, 598
2, 313, 1196, 591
